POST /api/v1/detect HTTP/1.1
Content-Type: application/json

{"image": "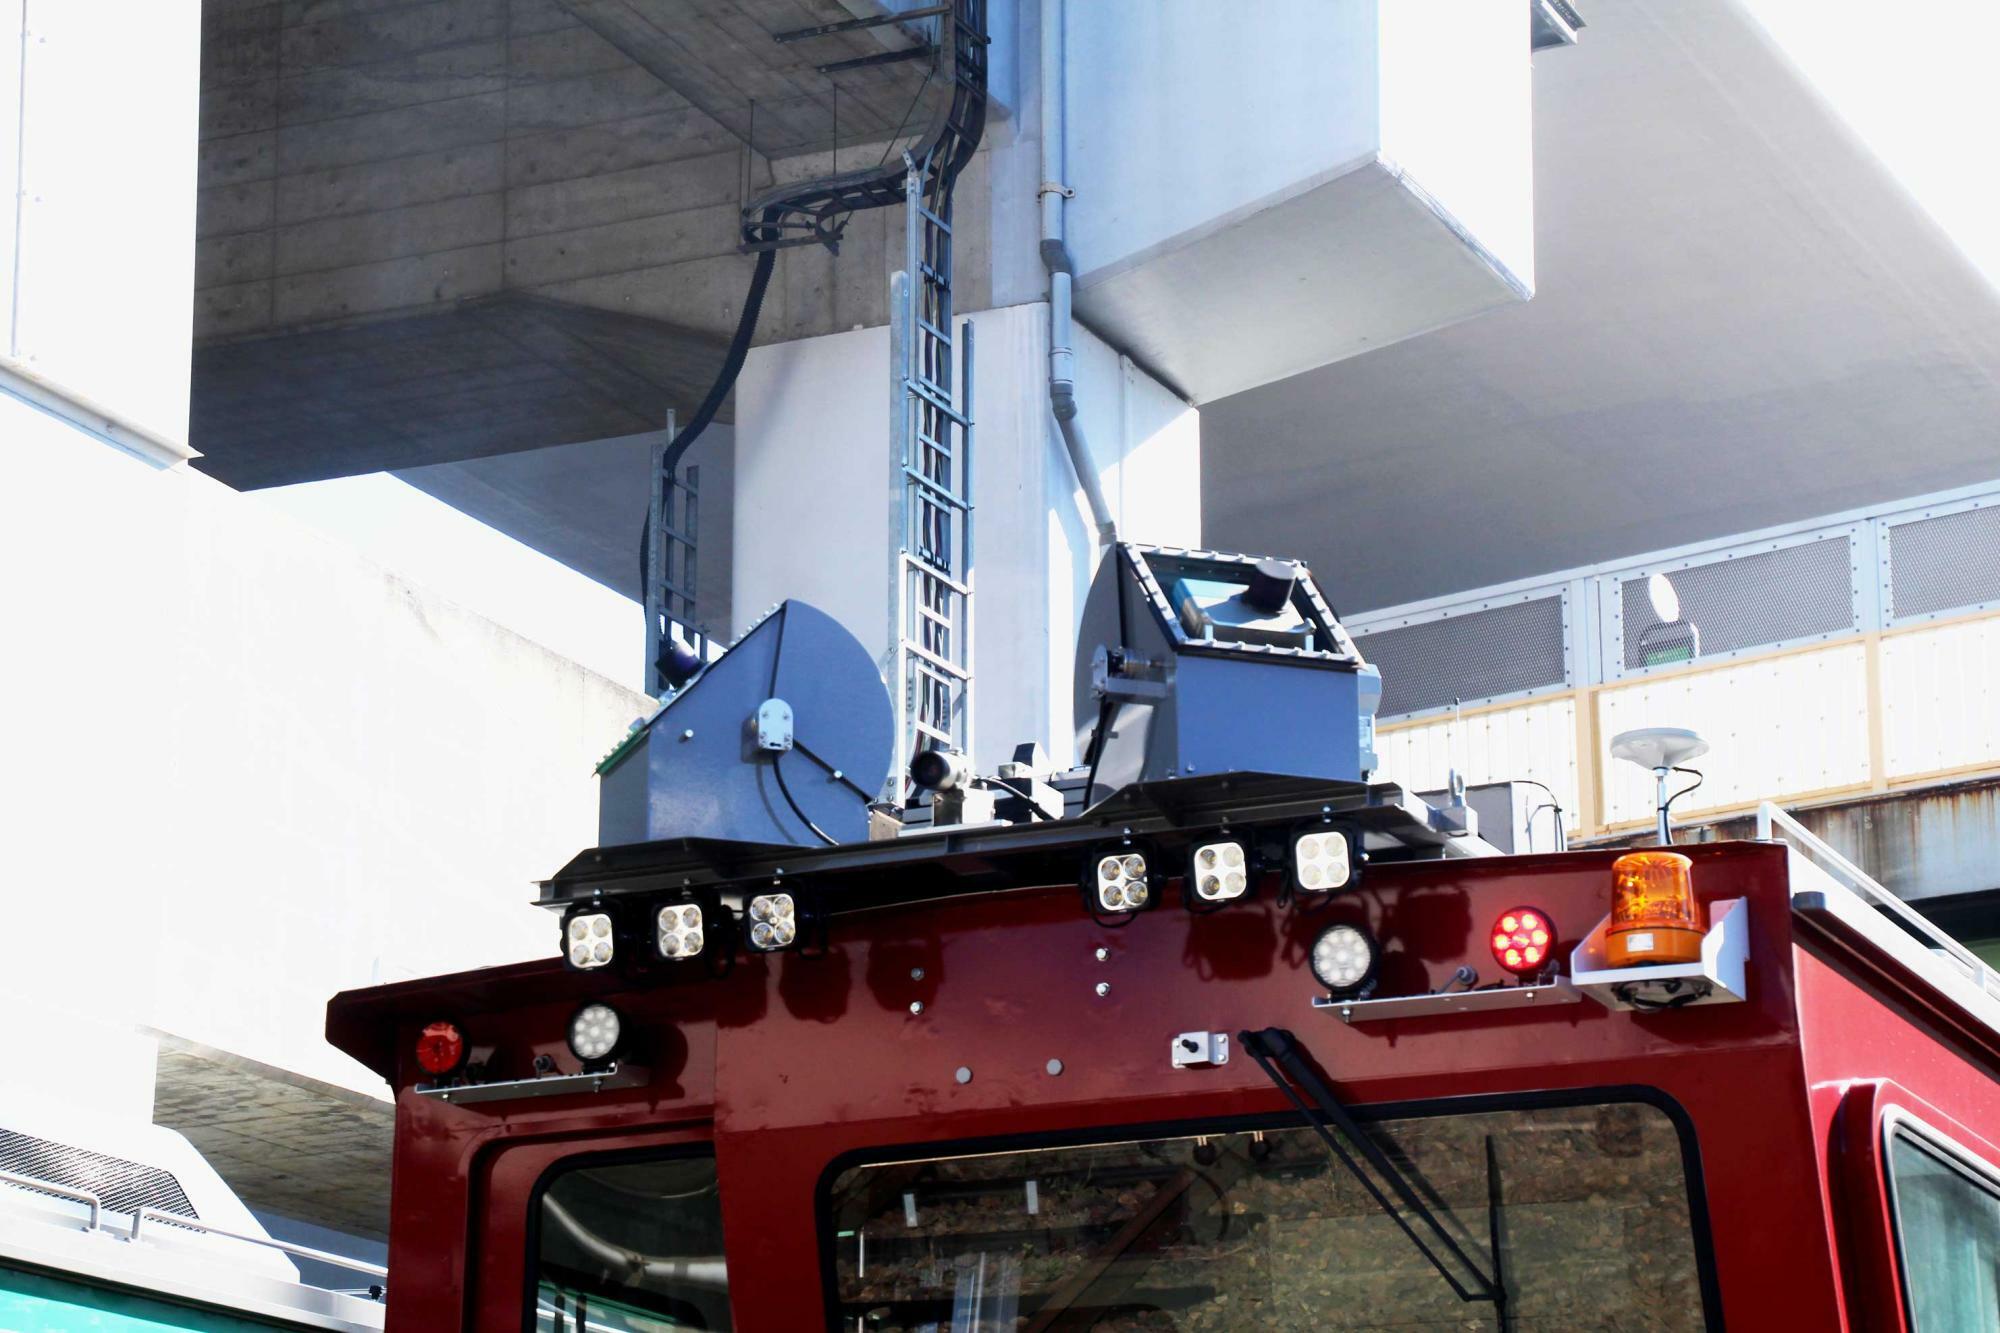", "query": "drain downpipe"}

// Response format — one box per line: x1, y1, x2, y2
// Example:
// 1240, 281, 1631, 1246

1040, 0, 1116, 546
